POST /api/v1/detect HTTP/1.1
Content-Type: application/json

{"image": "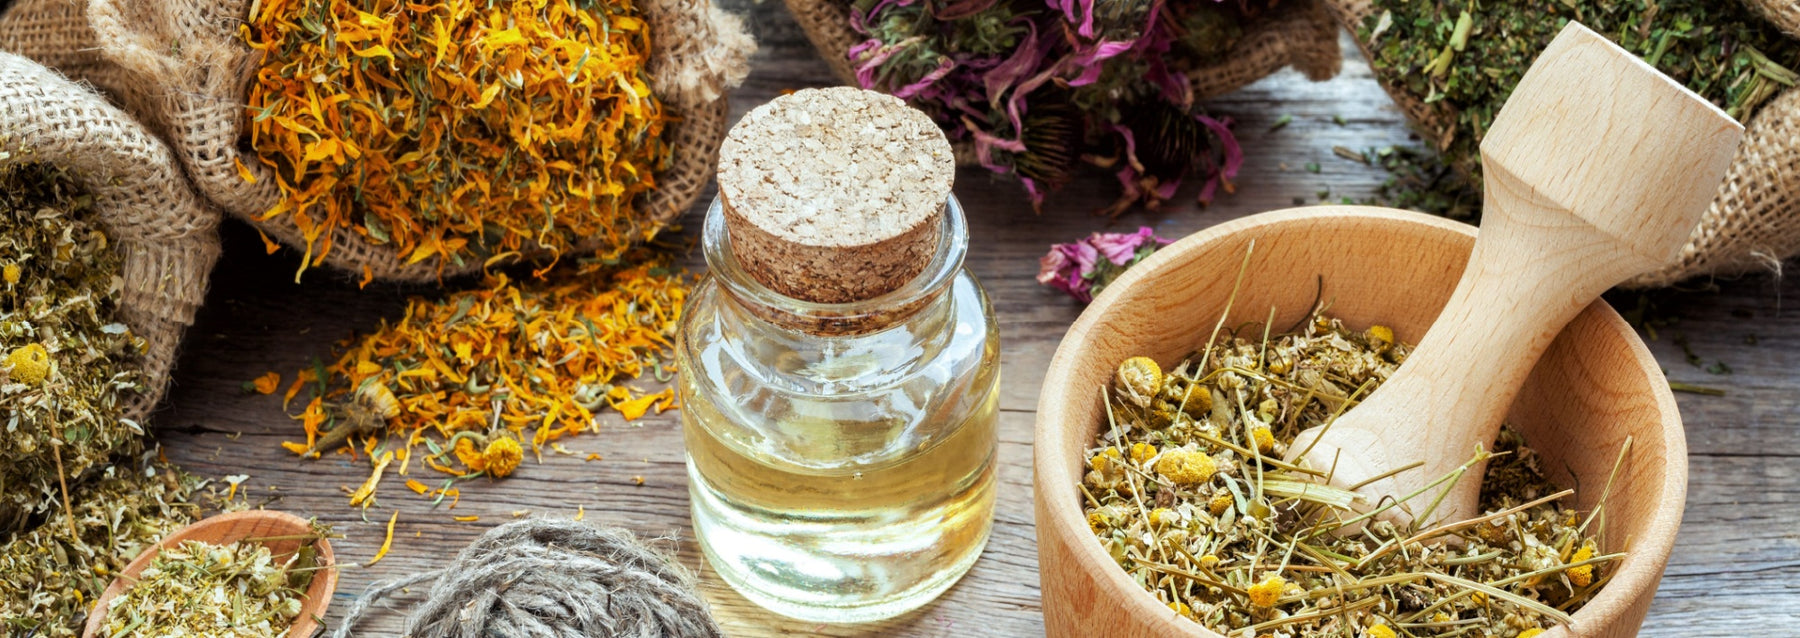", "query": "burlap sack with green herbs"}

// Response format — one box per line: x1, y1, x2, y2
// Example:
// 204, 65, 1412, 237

1326, 0, 1800, 288
0, 0, 753, 283
0, 51, 219, 528
790, 0, 1344, 149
